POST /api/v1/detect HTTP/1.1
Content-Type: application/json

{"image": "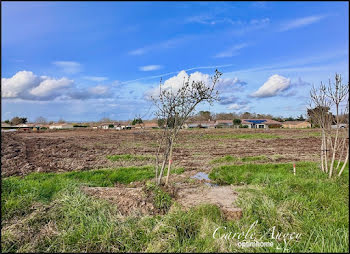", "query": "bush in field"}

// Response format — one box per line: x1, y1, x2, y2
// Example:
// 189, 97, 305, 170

132, 118, 143, 125
233, 119, 241, 126
267, 124, 281, 128
239, 124, 248, 128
